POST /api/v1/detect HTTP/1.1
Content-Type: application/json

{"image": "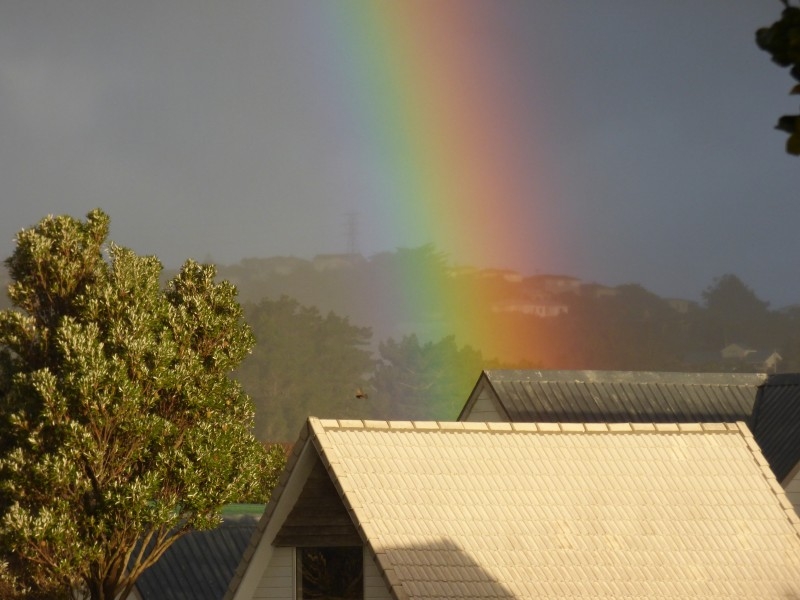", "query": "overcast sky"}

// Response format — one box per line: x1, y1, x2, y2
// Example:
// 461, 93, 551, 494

1, 1, 798, 306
